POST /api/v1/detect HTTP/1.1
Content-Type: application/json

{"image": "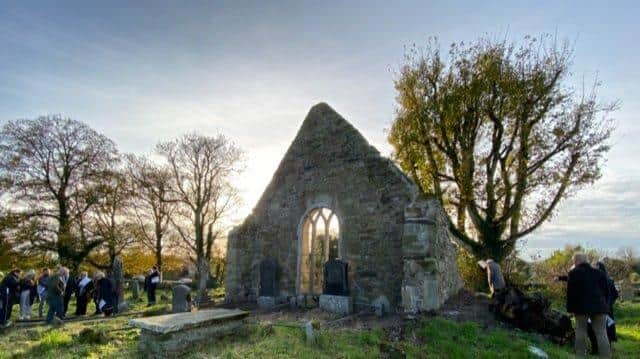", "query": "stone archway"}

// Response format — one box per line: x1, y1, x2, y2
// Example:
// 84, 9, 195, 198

297, 207, 340, 295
